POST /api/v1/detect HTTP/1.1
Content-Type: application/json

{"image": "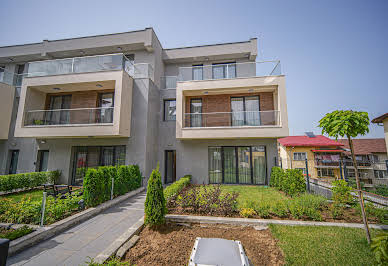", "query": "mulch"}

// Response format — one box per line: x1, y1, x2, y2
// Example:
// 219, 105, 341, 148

124, 223, 284, 266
